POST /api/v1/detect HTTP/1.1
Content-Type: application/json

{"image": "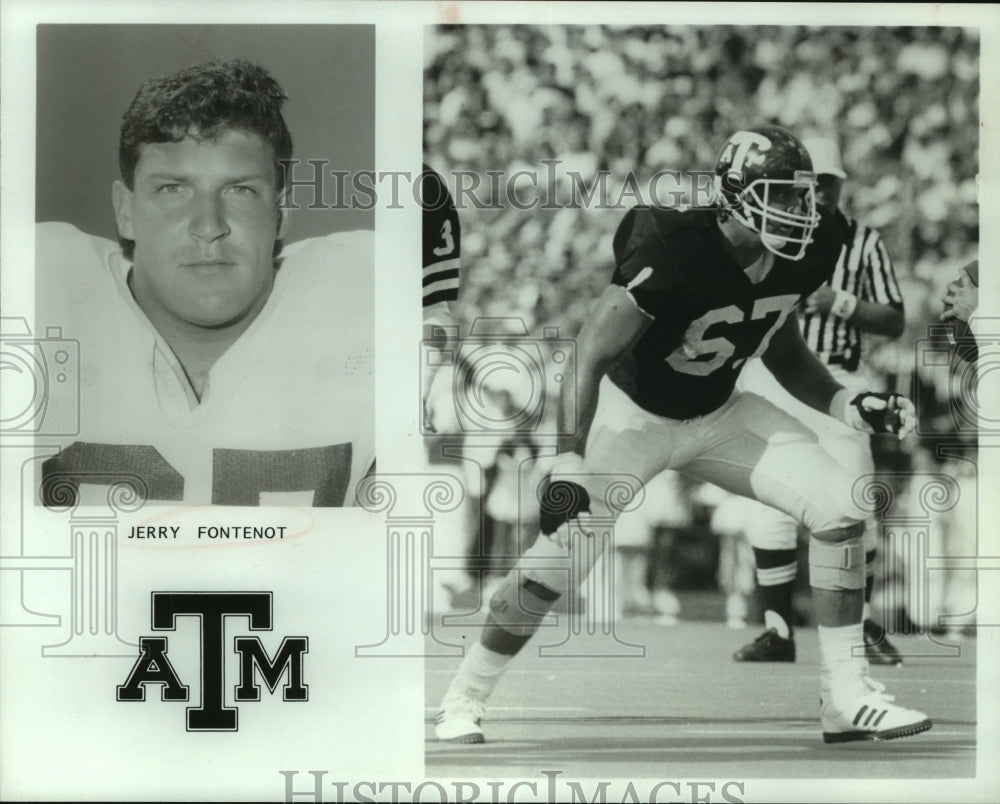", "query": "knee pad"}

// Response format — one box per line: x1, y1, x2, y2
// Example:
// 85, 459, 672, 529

809, 524, 865, 591
488, 574, 561, 637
